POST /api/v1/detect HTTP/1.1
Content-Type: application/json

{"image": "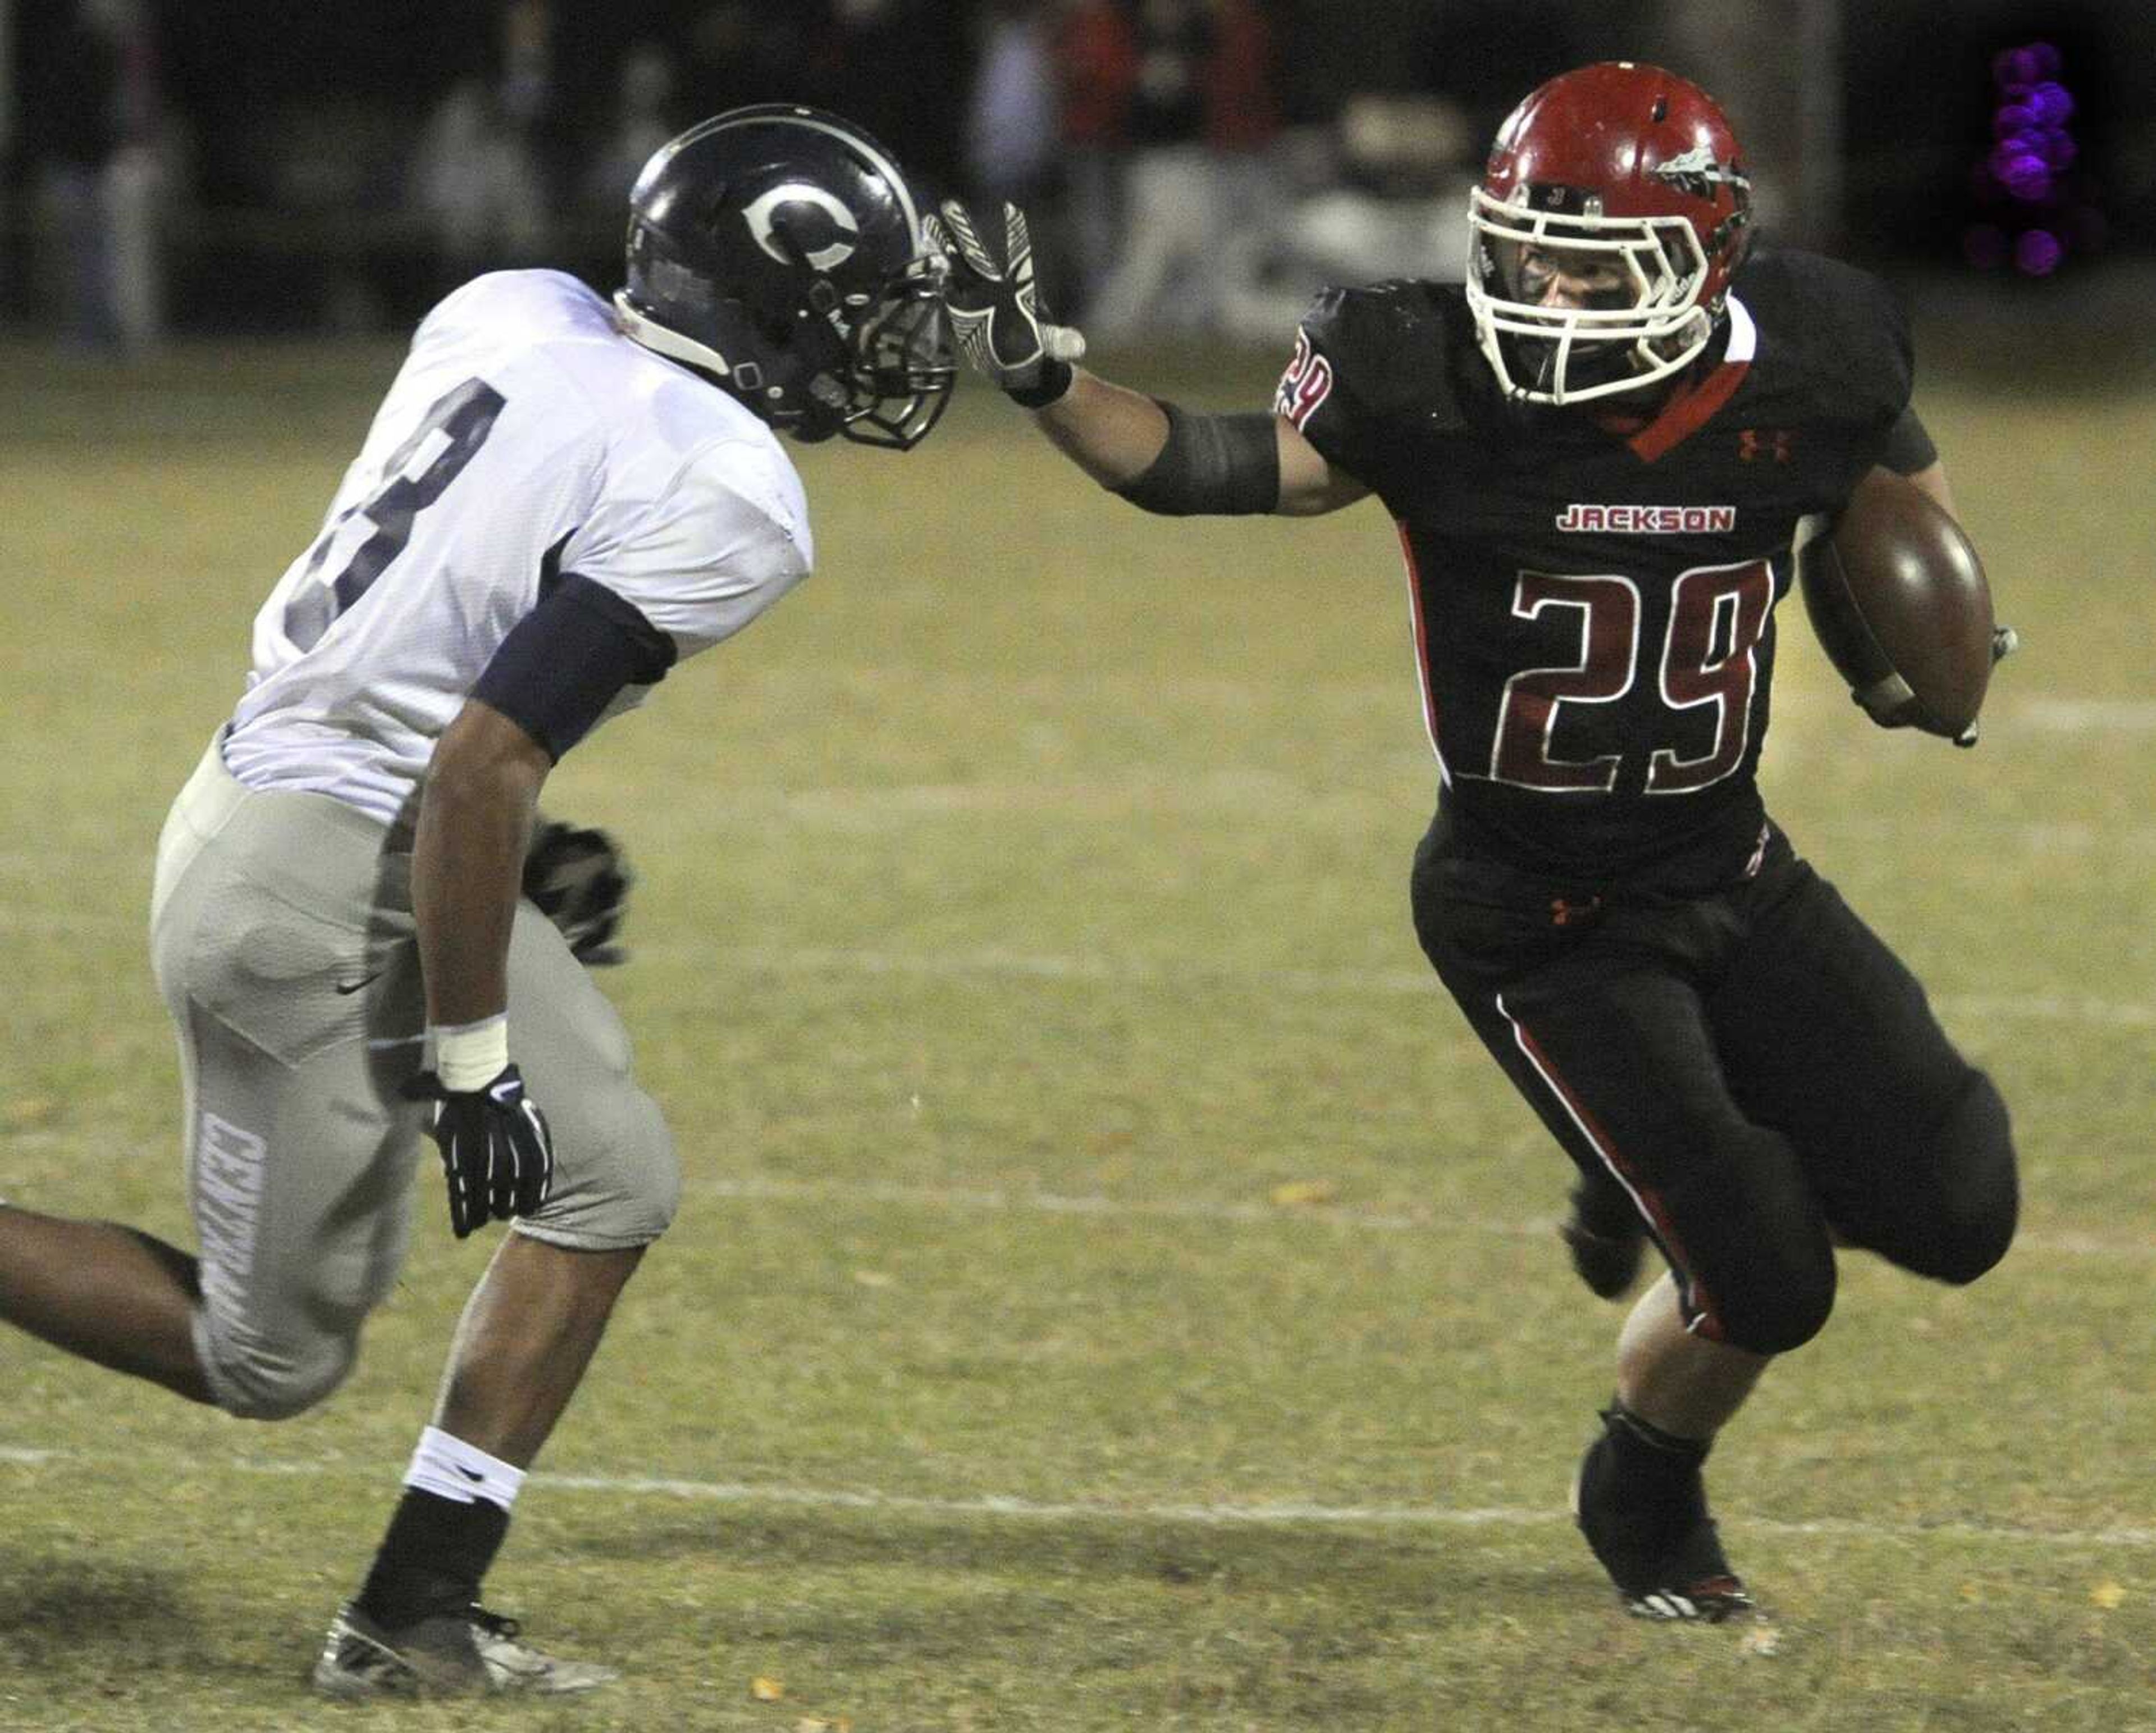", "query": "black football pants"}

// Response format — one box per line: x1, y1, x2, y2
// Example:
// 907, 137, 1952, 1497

1412, 822, 2017, 1355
